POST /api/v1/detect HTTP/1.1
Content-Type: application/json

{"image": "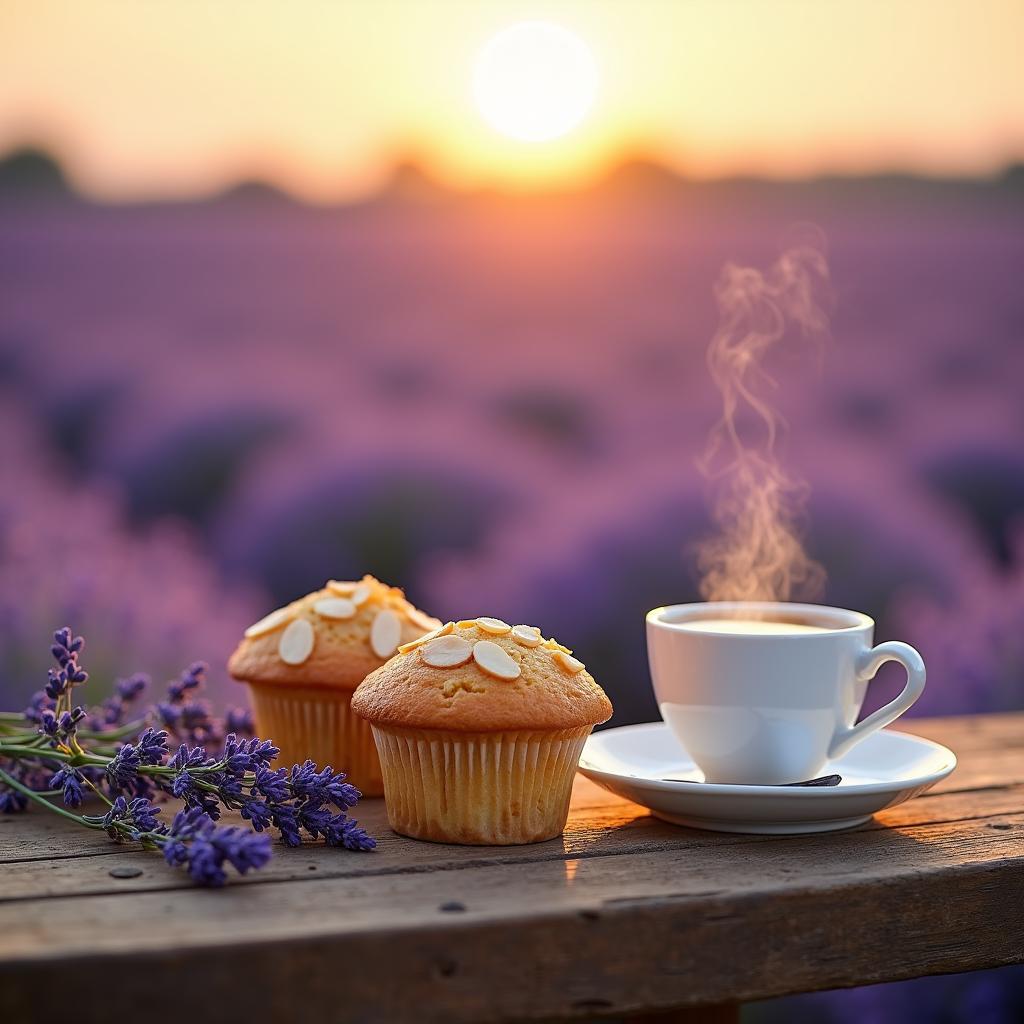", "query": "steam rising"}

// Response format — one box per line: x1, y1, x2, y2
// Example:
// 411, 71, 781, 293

698, 241, 831, 604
